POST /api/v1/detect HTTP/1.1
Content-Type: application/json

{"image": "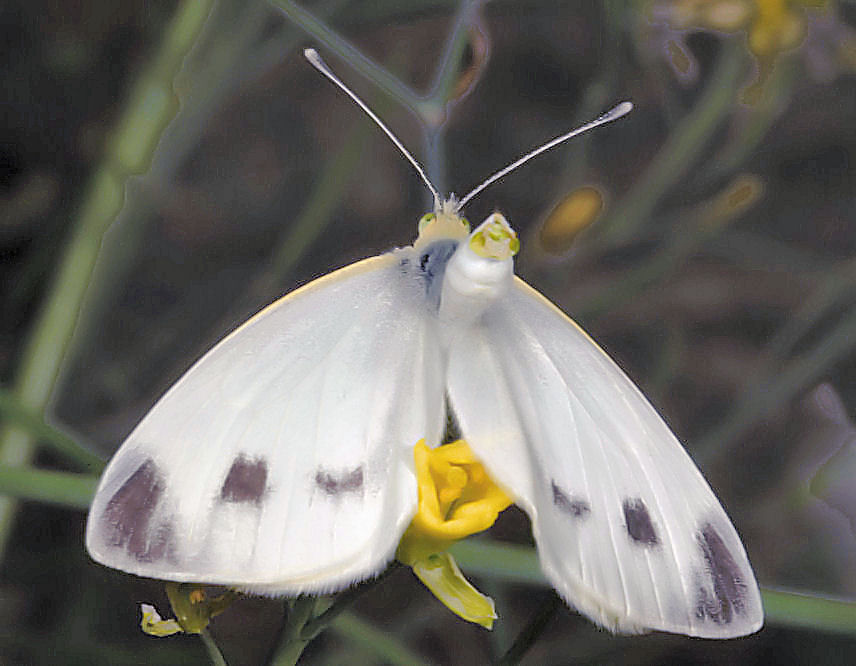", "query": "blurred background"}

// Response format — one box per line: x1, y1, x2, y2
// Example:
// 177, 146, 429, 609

2, 0, 856, 663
